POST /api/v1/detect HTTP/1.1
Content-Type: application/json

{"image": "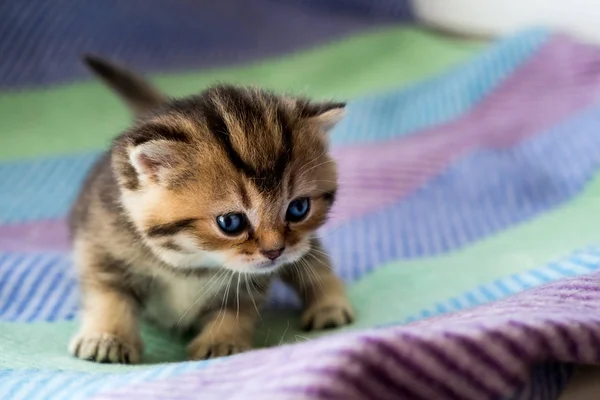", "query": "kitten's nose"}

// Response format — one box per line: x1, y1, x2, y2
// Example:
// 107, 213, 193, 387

261, 247, 285, 261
